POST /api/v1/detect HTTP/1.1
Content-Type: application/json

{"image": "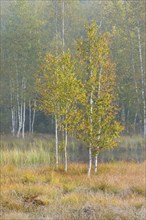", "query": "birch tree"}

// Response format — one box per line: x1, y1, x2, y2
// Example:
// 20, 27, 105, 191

76, 21, 123, 176
57, 52, 85, 172
36, 53, 61, 168
136, 23, 146, 136
36, 51, 84, 171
